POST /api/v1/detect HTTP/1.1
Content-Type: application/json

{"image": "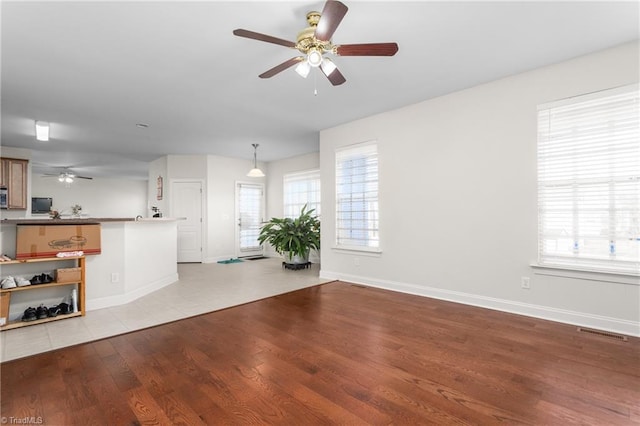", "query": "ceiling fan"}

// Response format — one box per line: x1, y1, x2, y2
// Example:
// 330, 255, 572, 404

233, 0, 398, 86
42, 169, 93, 184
